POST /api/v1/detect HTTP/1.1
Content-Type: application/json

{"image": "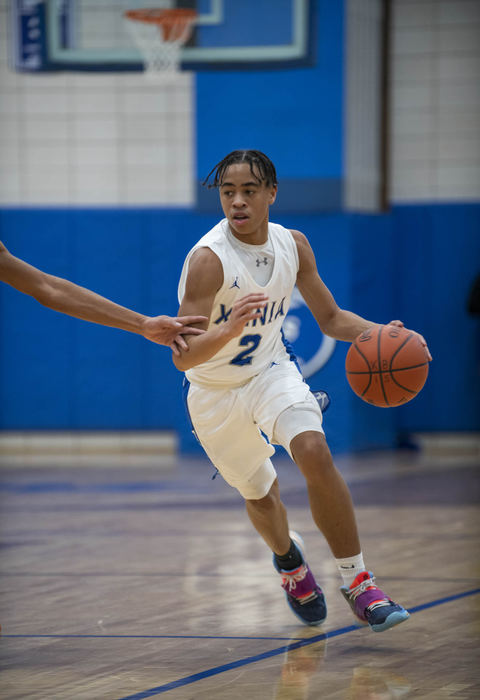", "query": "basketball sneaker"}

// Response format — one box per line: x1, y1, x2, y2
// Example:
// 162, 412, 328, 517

340, 571, 410, 632
312, 390, 330, 414
274, 531, 327, 627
